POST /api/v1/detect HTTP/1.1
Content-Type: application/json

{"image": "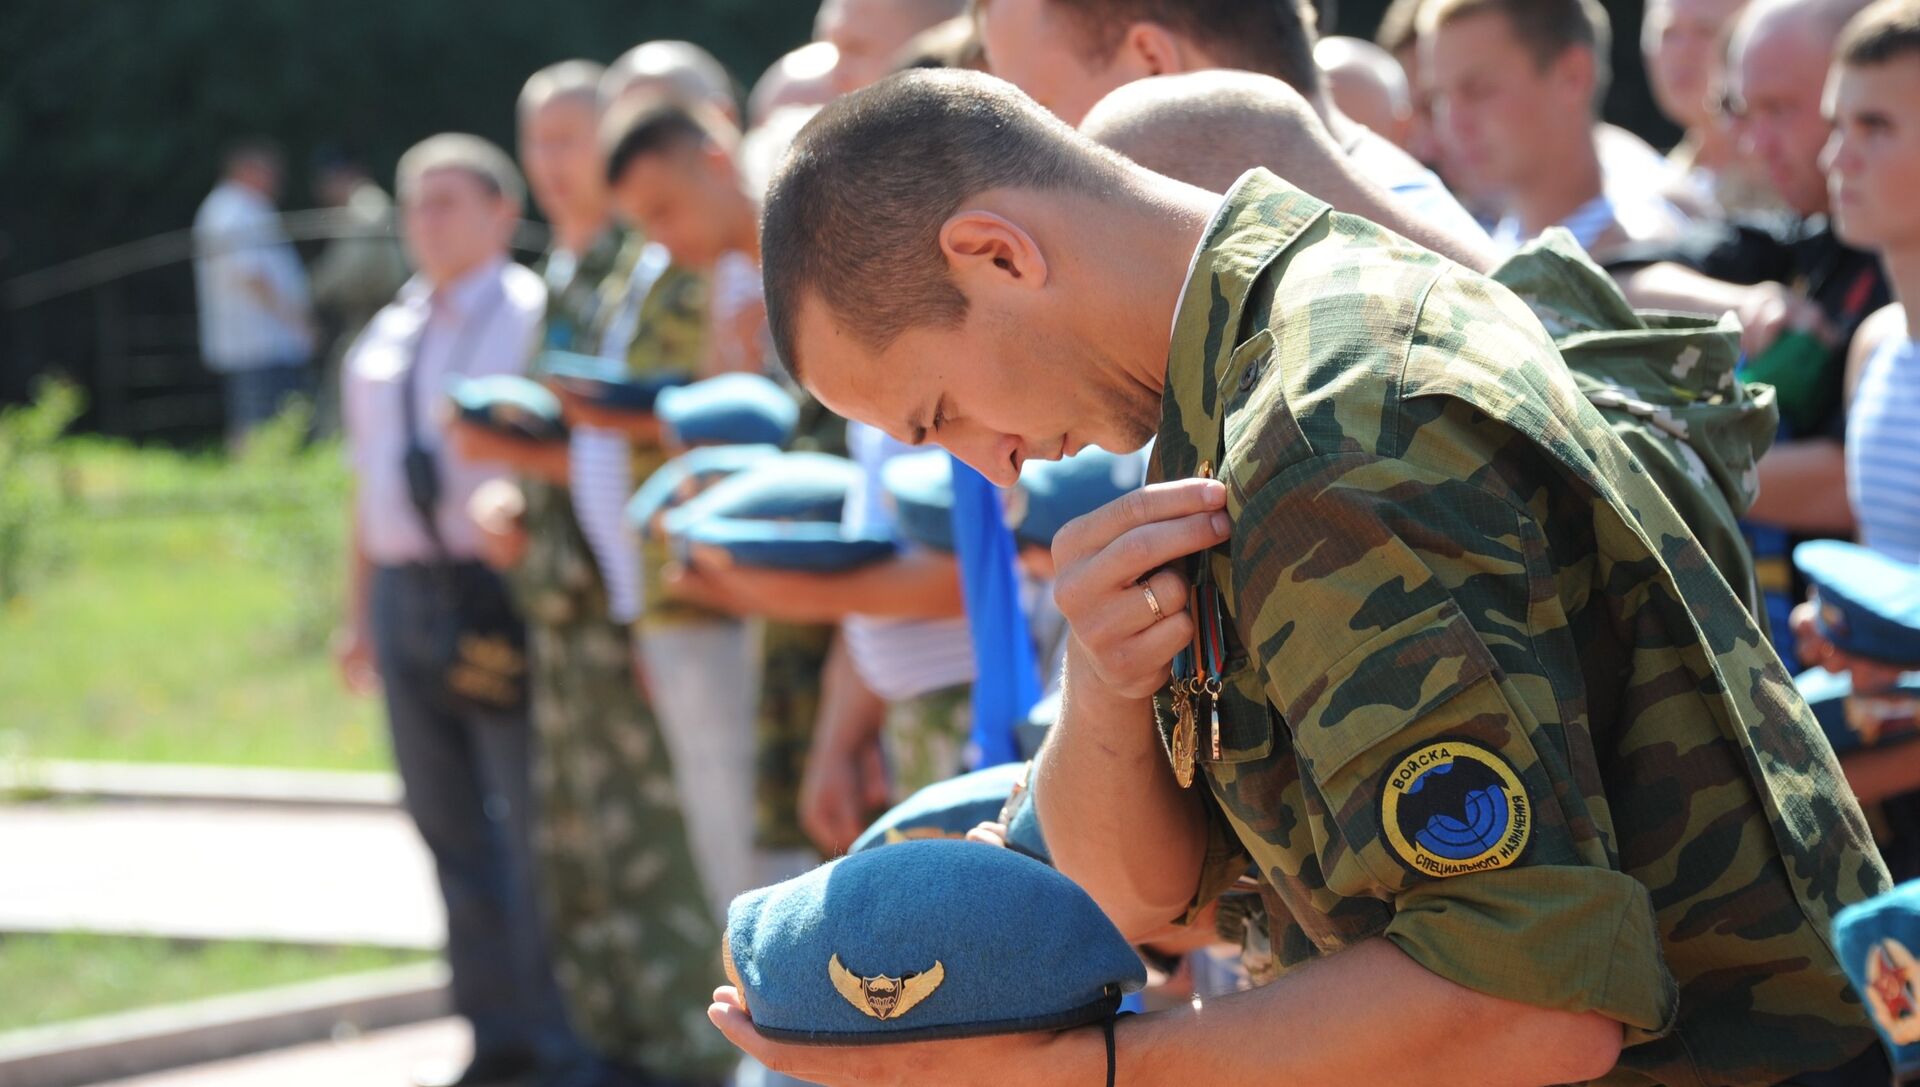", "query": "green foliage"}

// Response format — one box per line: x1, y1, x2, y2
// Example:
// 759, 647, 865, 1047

0, 932, 430, 1031
0, 436, 387, 771
0, 378, 85, 603
229, 399, 352, 651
